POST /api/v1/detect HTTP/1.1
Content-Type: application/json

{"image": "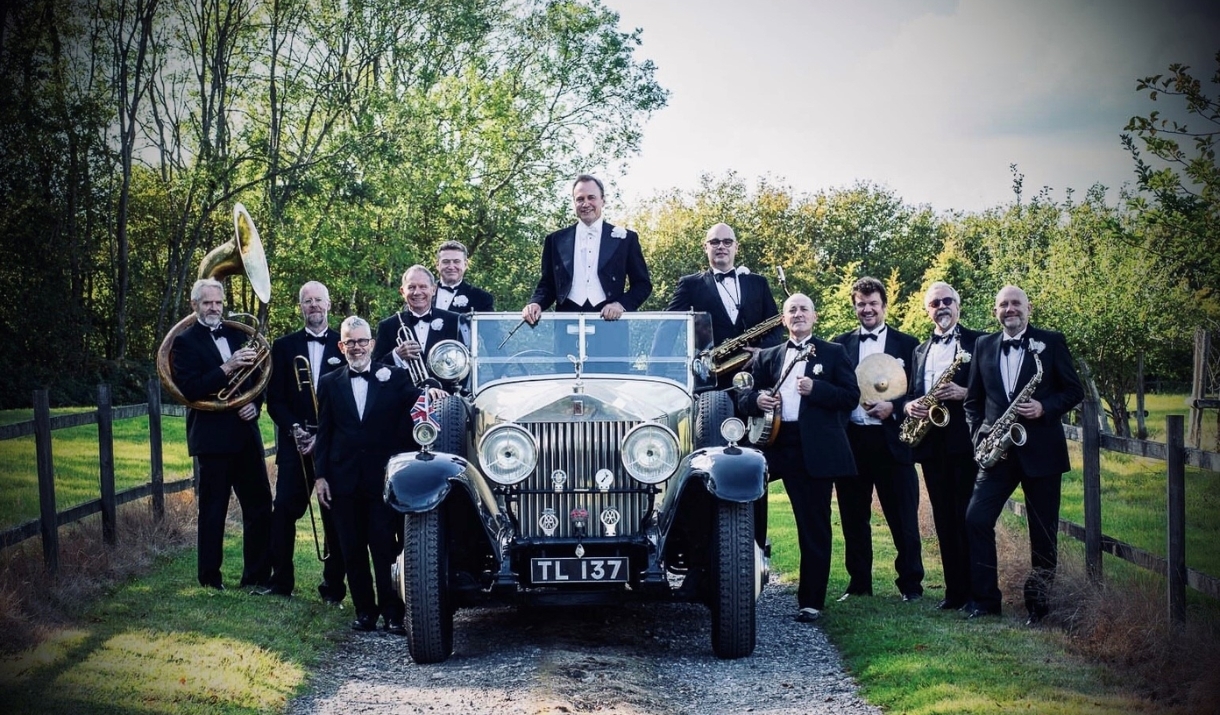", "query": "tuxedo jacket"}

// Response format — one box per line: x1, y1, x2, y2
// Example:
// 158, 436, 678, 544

432, 281, 495, 314
907, 325, 983, 460
737, 337, 860, 479
170, 320, 264, 456
964, 324, 1084, 477
832, 325, 920, 464
528, 222, 652, 311
372, 307, 463, 375
664, 270, 783, 349
266, 327, 344, 466
314, 365, 420, 497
